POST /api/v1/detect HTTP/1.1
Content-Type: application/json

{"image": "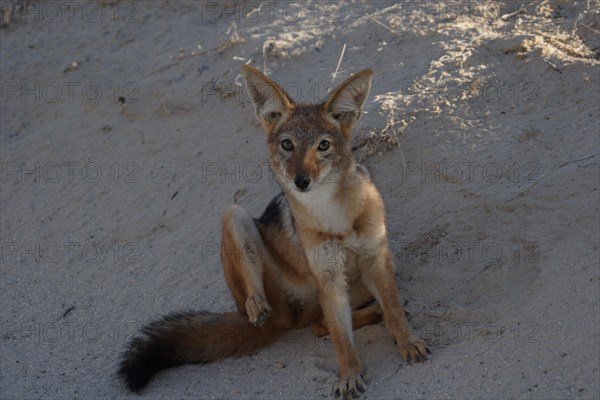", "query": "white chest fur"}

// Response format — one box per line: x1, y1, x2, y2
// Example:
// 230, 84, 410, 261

290, 182, 352, 235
